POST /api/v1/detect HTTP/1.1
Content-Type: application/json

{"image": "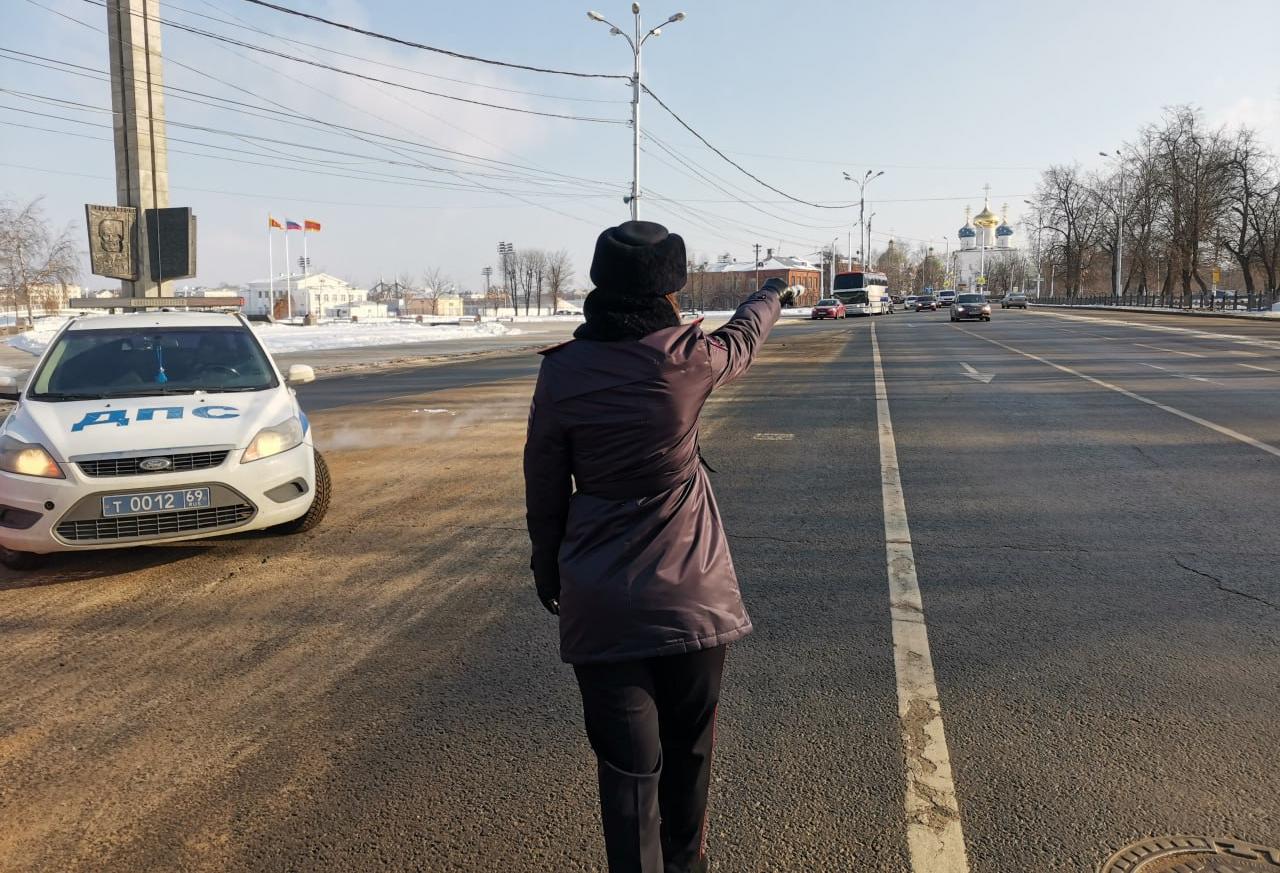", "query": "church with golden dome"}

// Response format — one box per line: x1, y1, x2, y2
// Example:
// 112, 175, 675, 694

950, 186, 1019, 293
